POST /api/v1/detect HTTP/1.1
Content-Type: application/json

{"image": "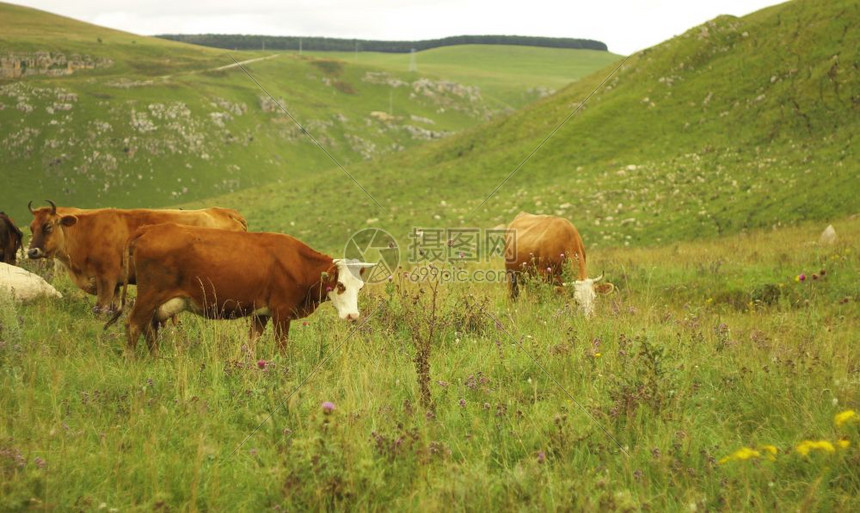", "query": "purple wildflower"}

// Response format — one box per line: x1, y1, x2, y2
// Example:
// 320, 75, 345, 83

322, 401, 336, 414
